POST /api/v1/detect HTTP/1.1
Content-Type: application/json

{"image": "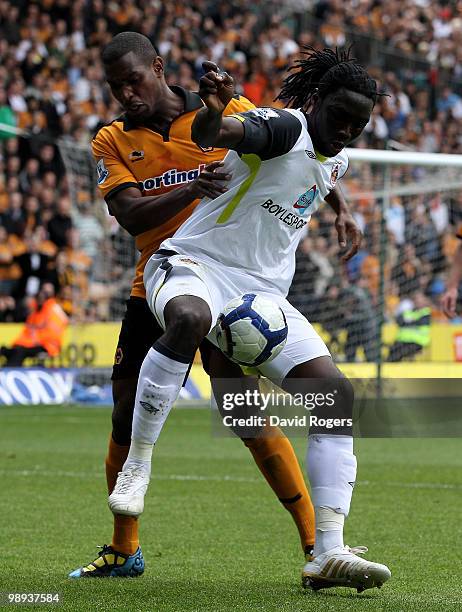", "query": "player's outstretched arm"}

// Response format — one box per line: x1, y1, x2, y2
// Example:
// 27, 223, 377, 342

325, 185, 362, 262
191, 61, 245, 149
441, 242, 462, 318
108, 161, 230, 236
